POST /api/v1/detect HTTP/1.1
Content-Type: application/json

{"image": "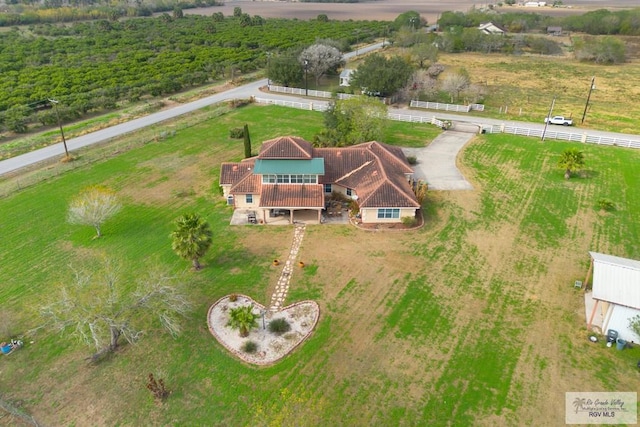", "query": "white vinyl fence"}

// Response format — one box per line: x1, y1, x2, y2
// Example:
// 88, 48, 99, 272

483, 124, 640, 149
253, 97, 640, 150
411, 100, 485, 113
